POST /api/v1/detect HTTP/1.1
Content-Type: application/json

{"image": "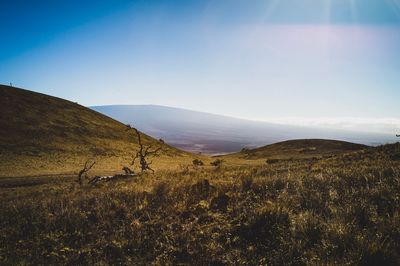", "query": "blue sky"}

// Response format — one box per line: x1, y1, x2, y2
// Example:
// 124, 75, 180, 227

1, 0, 400, 133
